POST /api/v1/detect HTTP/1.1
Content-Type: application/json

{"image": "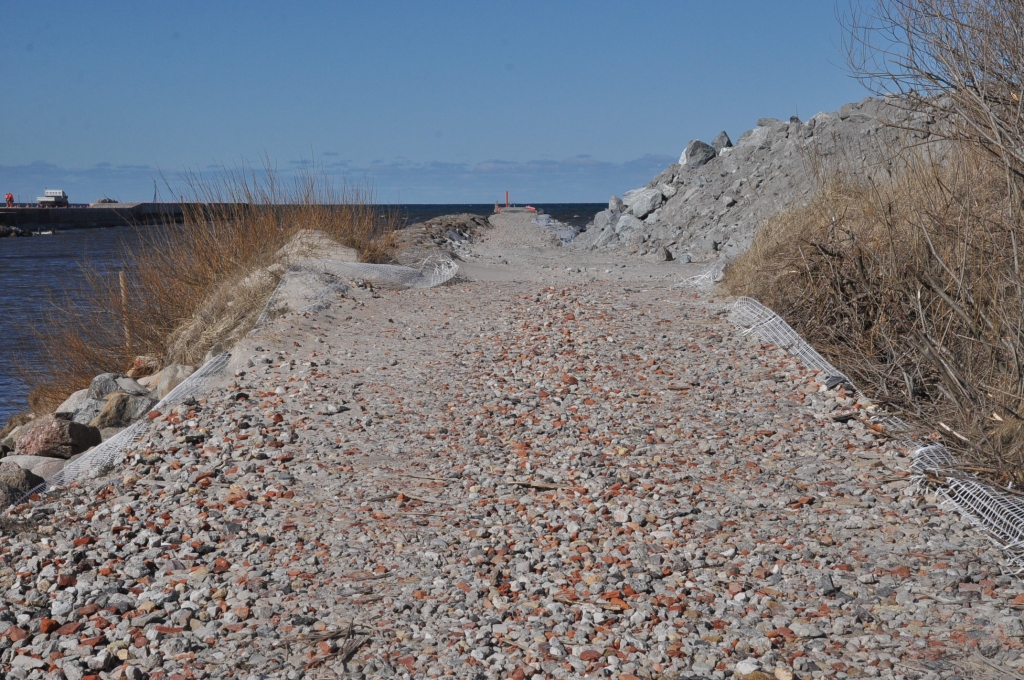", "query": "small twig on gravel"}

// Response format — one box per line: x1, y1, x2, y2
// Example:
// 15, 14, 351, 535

501, 638, 531, 652
552, 596, 624, 611
972, 653, 1024, 679
398, 473, 454, 482
398, 491, 444, 503
511, 480, 572, 491
281, 621, 373, 644
340, 572, 393, 581
300, 620, 372, 671
366, 489, 444, 504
